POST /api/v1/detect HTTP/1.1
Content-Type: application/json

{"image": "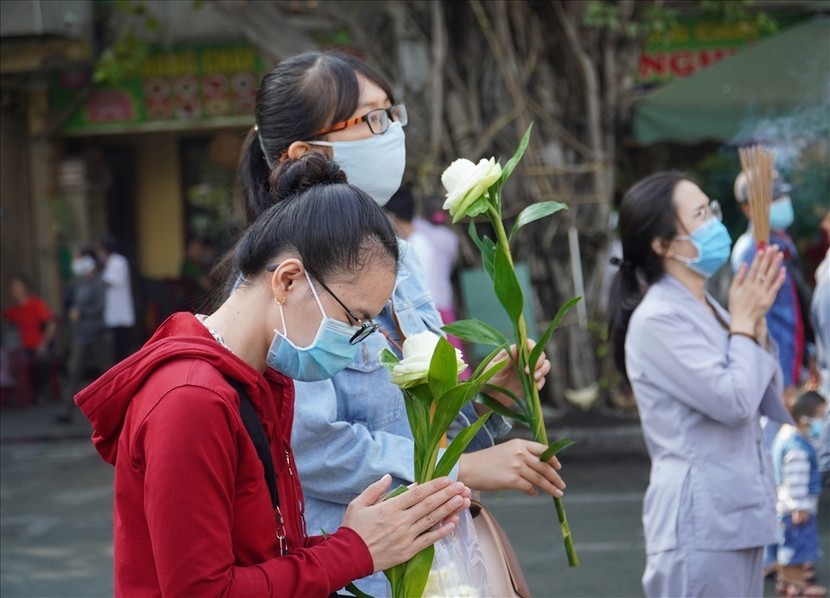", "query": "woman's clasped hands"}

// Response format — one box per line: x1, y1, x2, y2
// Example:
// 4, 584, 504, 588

728, 245, 787, 345
341, 475, 471, 573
